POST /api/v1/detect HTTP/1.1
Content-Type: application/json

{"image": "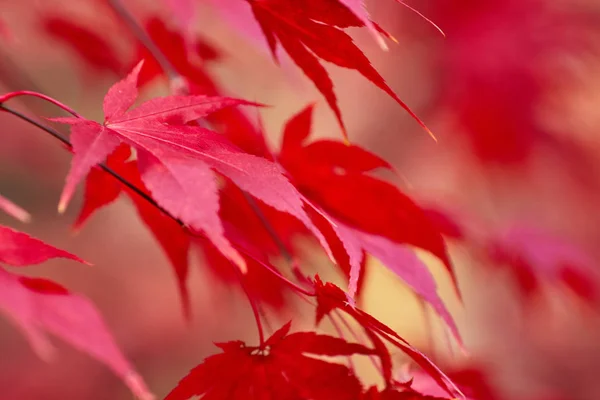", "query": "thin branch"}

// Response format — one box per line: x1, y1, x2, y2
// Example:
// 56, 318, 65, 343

107, 0, 179, 80
0, 104, 178, 224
